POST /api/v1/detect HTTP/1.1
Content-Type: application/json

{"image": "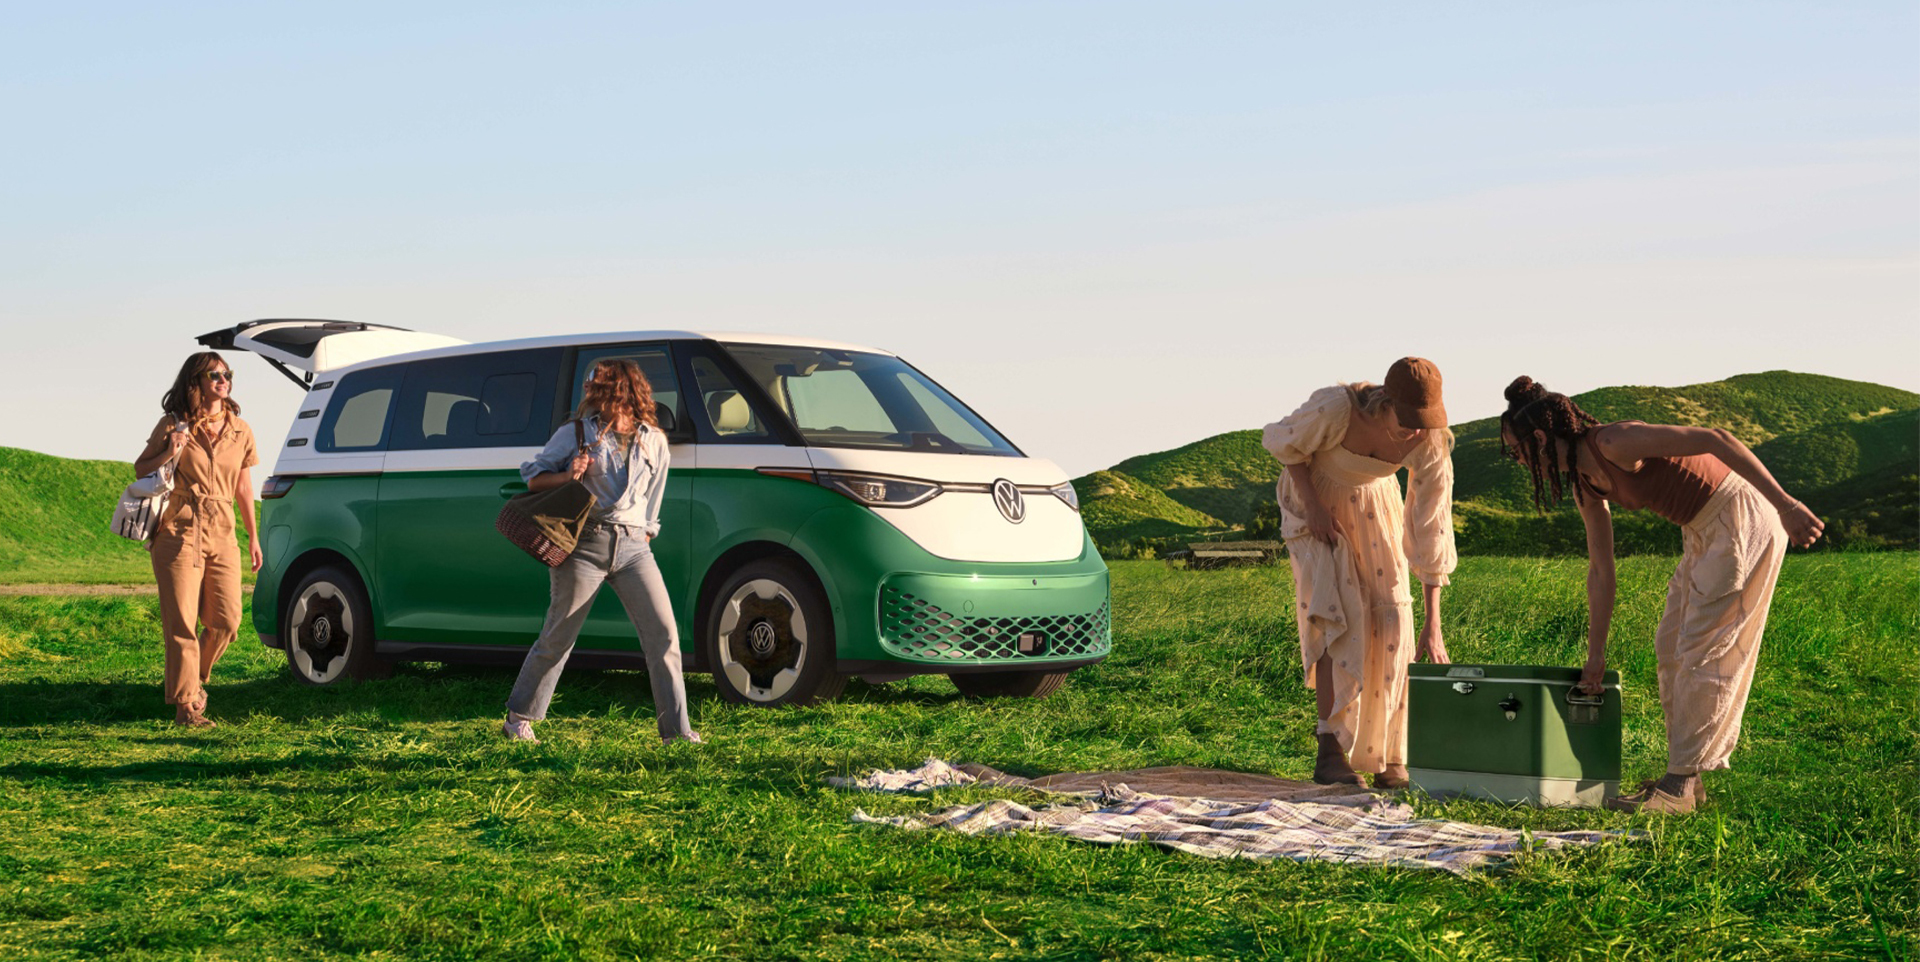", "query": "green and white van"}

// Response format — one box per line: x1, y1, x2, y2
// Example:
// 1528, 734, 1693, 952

204, 320, 1110, 706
